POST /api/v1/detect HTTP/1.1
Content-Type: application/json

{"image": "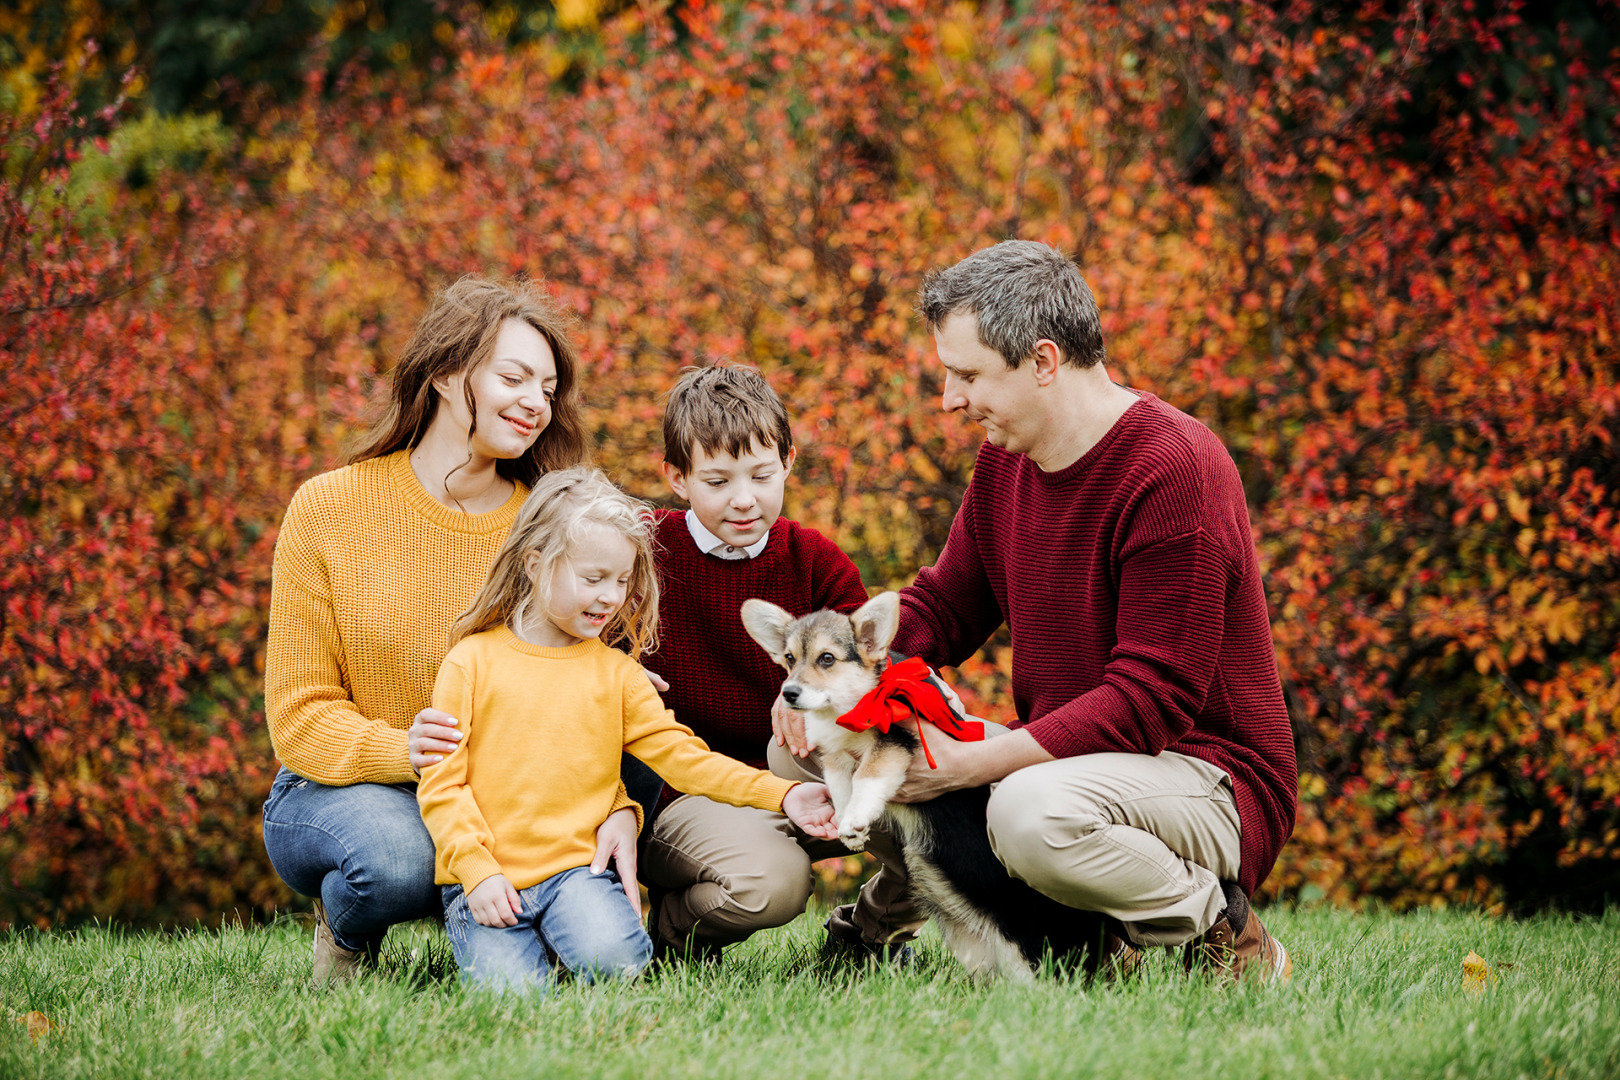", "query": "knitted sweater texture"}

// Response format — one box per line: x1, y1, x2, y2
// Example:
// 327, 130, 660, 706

646, 511, 869, 770
420, 628, 797, 891
893, 393, 1297, 895
265, 451, 527, 786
